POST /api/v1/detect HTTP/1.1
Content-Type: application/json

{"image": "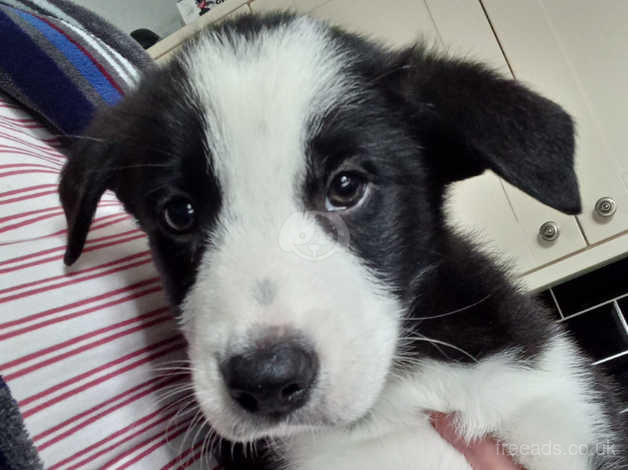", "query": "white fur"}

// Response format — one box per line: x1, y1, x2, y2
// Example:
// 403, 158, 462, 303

288, 335, 609, 470
178, 18, 403, 442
